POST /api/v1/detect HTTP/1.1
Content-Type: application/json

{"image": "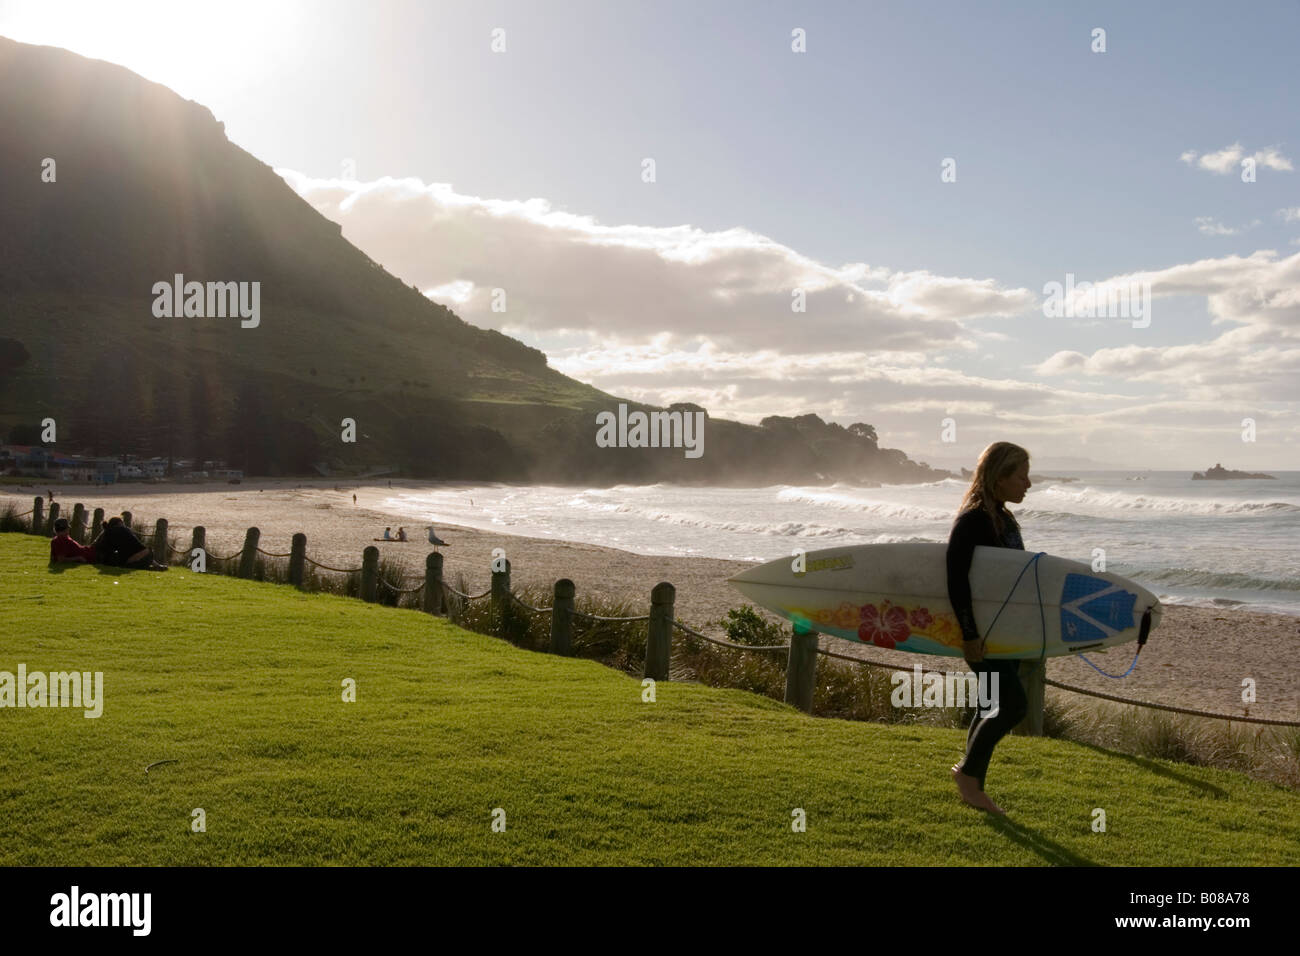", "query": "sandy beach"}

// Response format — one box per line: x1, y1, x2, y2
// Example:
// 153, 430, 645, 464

6, 479, 1299, 721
